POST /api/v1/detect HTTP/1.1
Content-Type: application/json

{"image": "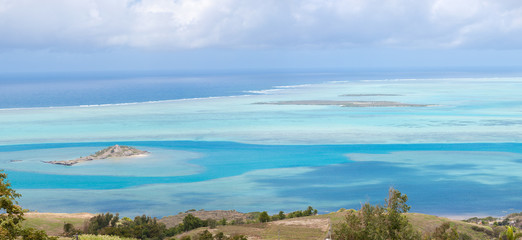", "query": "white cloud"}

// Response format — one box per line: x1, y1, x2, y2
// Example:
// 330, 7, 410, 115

1, 0, 522, 50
